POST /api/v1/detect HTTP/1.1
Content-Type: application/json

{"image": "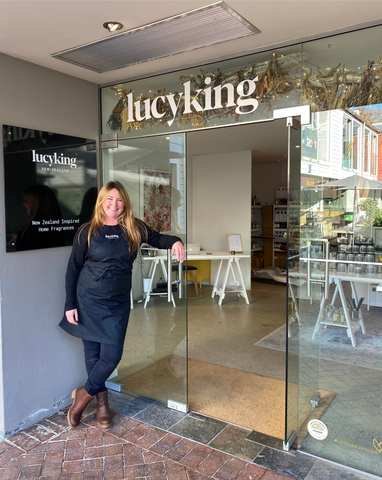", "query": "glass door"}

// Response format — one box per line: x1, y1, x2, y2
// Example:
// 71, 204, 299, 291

285, 116, 322, 450
102, 133, 188, 409
286, 109, 382, 477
